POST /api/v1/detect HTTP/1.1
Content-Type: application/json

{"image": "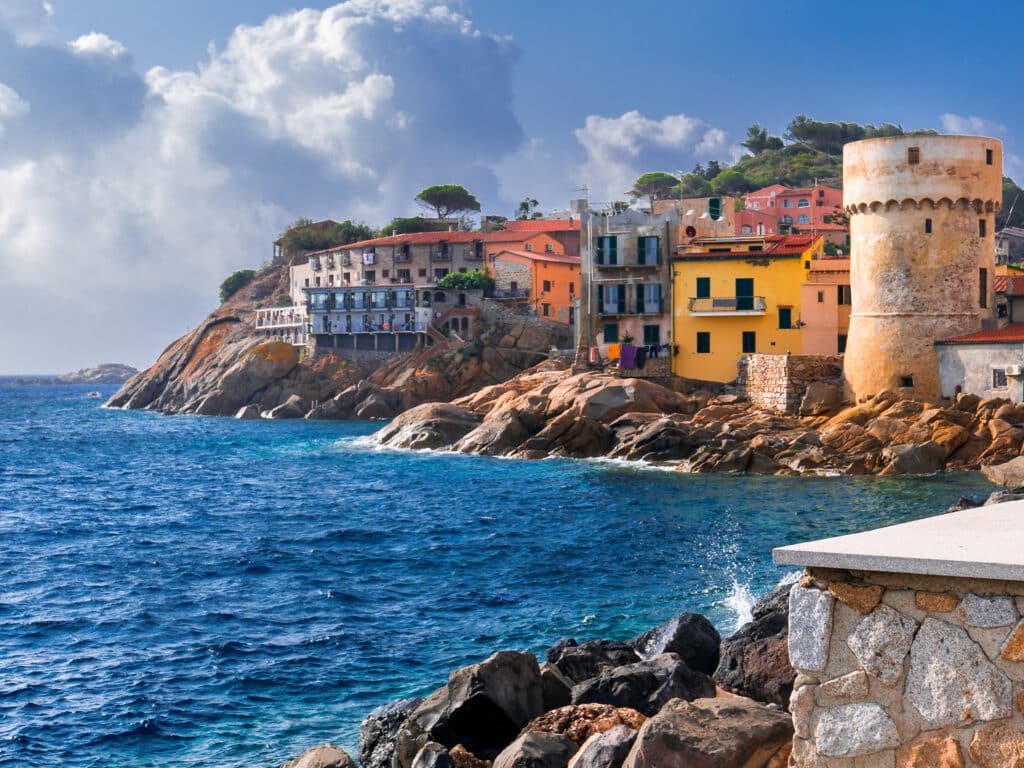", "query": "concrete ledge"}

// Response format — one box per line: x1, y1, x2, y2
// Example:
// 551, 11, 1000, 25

773, 500, 1024, 581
